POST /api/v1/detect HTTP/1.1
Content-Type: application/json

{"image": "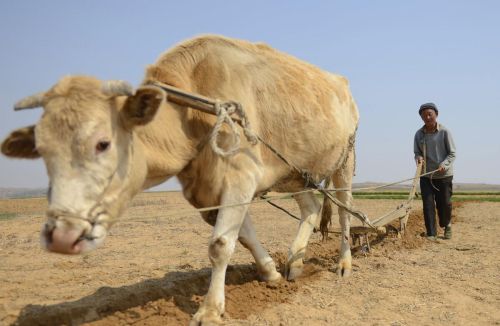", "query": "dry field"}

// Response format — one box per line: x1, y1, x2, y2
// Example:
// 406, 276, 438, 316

0, 192, 499, 325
